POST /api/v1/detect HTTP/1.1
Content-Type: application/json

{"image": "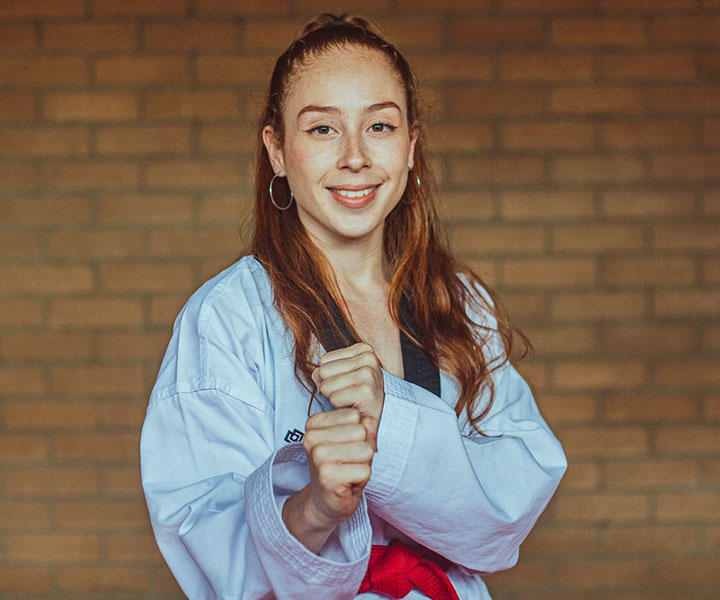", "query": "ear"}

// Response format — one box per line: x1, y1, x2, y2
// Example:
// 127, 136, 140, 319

407, 123, 420, 171
262, 125, 286, 176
